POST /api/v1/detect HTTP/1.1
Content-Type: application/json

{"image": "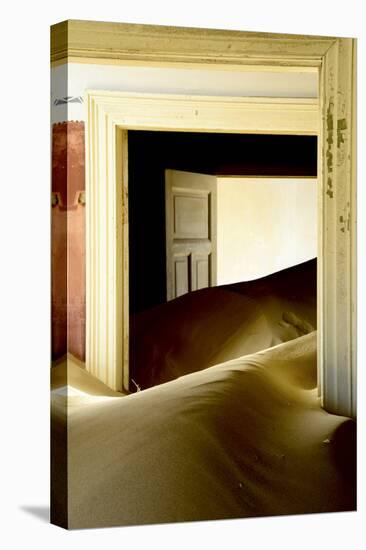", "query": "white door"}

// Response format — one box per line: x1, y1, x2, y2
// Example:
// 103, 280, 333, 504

165, 169, 217, 301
